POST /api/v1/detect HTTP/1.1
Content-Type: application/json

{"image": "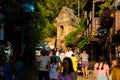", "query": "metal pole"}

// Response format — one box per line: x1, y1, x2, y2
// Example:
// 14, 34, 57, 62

110, 28, 112, 62
21, 32, 24, 54
78, 0, 80, 28
78, 0, 80, 19
92, 1, 95, 30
